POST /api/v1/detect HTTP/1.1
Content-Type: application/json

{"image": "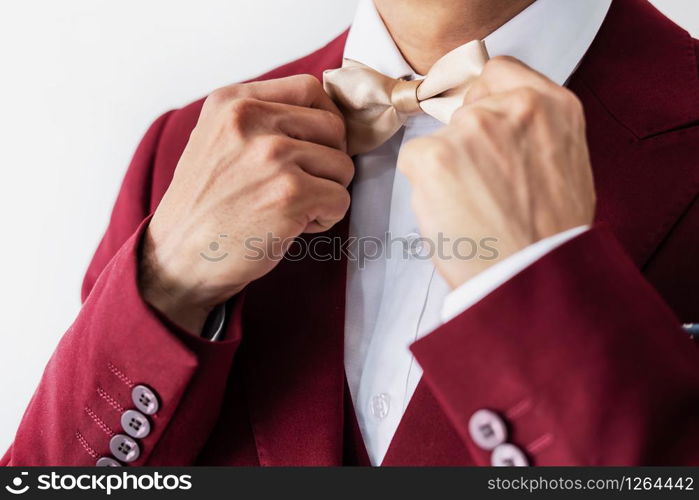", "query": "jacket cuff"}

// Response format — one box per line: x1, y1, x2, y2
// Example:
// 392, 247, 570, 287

411, 224, 699, 465
11, 217, 241, 465
441, 226, 589, 323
